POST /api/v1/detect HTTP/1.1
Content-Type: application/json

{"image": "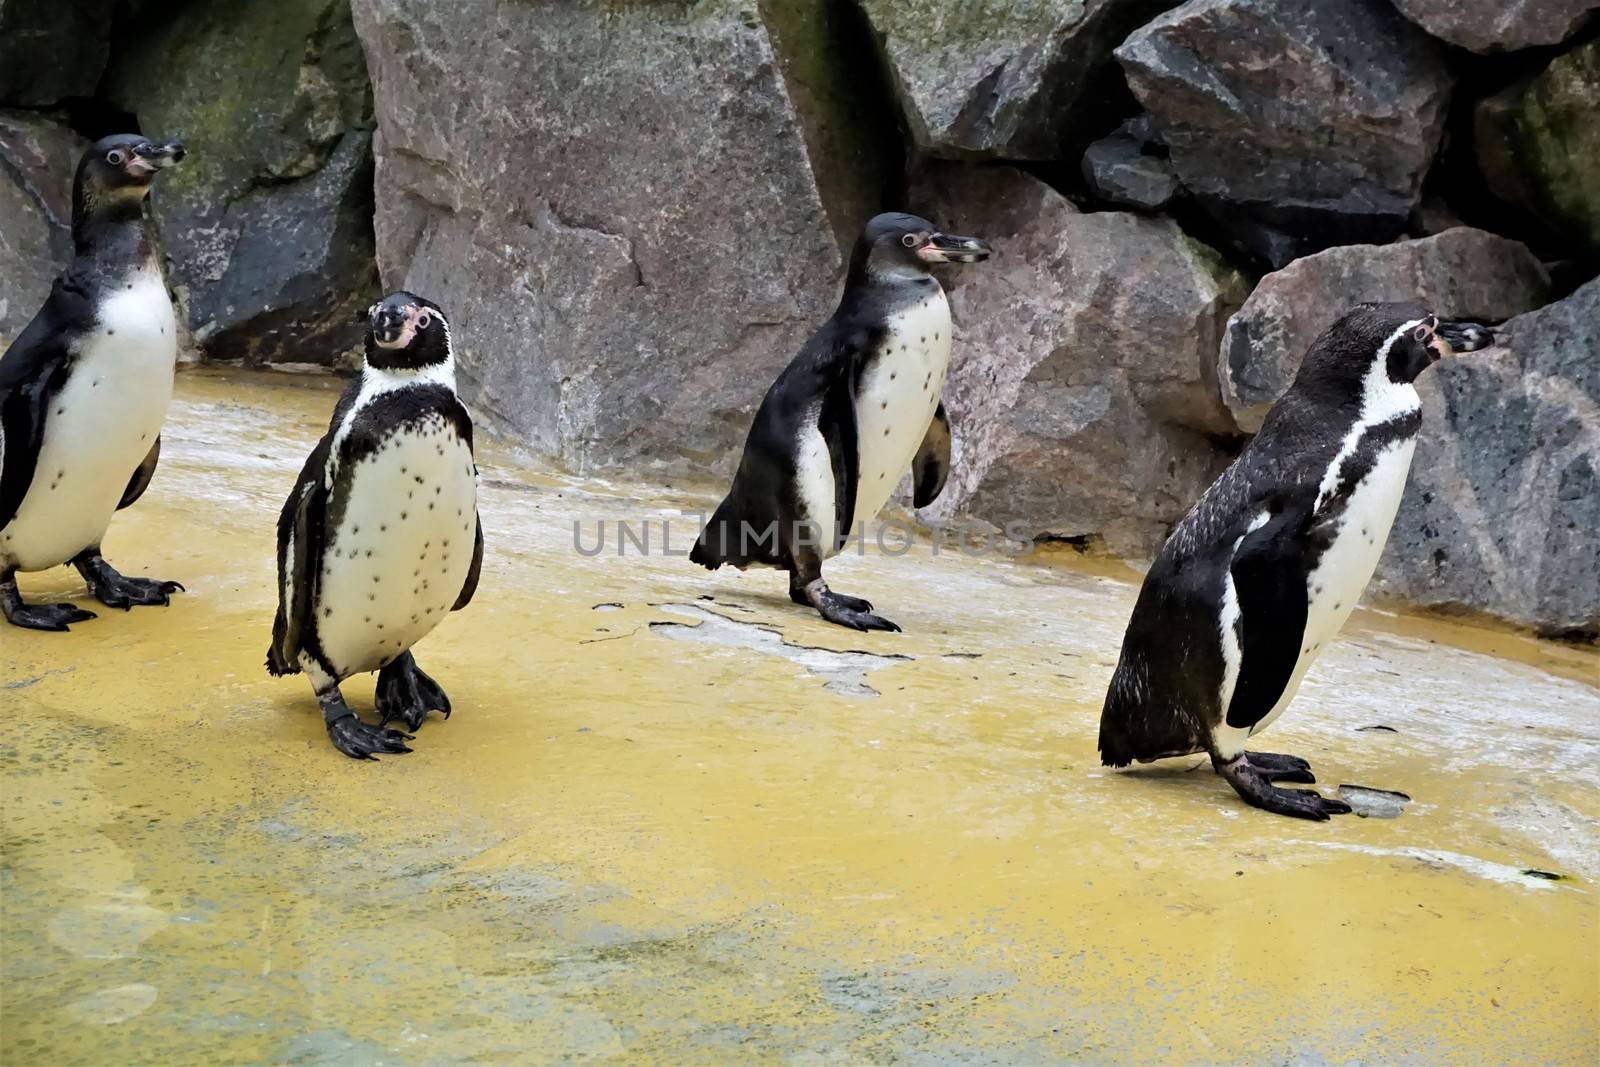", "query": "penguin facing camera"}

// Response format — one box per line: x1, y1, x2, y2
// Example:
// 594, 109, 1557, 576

267, 293, 484, 760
